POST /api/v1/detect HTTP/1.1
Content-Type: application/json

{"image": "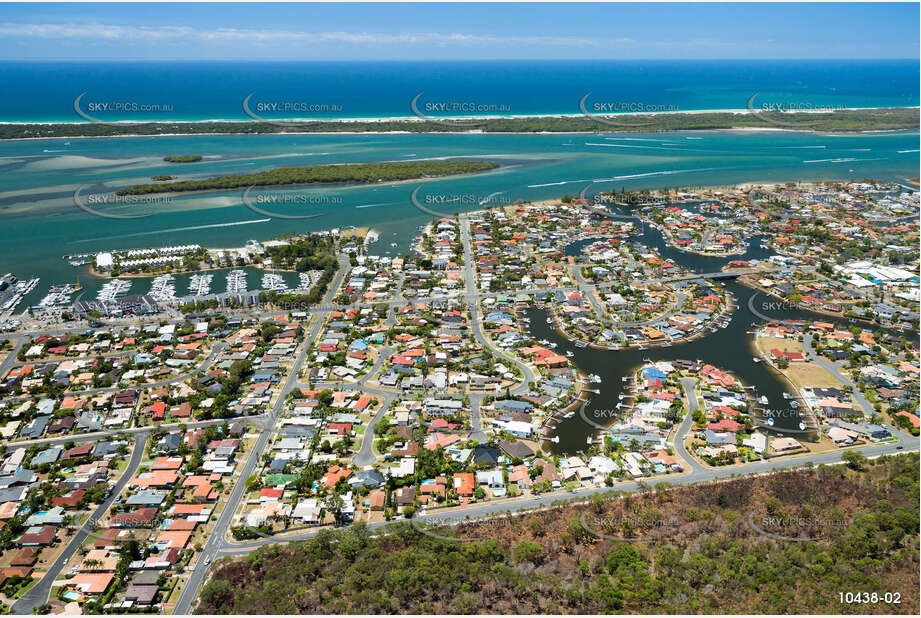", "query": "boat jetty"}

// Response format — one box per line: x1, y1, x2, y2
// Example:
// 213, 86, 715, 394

148, 274, 177, 303
96, 279, 131, 301
36, 284, 80, 309
1, 273, 40, 314
188, 274, 213, 296
261, 273, 288, 292
225, 270, 248, 294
